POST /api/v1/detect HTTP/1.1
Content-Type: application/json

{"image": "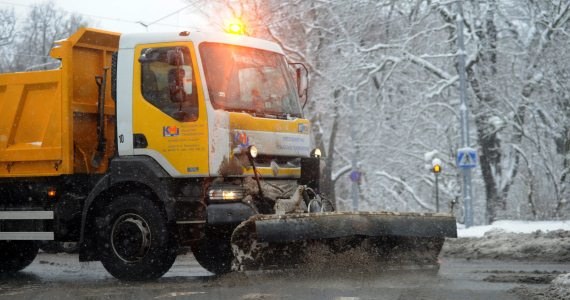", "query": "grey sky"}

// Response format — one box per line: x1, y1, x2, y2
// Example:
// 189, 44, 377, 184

0, 0, 209, 33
